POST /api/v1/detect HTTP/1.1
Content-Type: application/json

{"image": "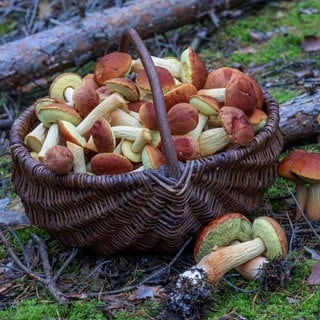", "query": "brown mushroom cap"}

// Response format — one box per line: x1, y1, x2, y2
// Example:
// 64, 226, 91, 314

90, 118, 116, 153
58, 120, 87, 147
163, 83, 198, 111
203, 67, 243, 89
220, 106, 254, 146
44, 145, 74, 175
180, 46, 208, 90
225, 74, 258, 117
73, 85, 99, 118
104, 77, 140, 102
90, 153, 133, 175
170, 135, 200, 161
167, 102, 199, 135
94, 52, 132, 86
135, 66, 176, 94
290, 152, 320, 183
142, 145, 166, 169
139, 101, 158, 130
194, 213, 253, 263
